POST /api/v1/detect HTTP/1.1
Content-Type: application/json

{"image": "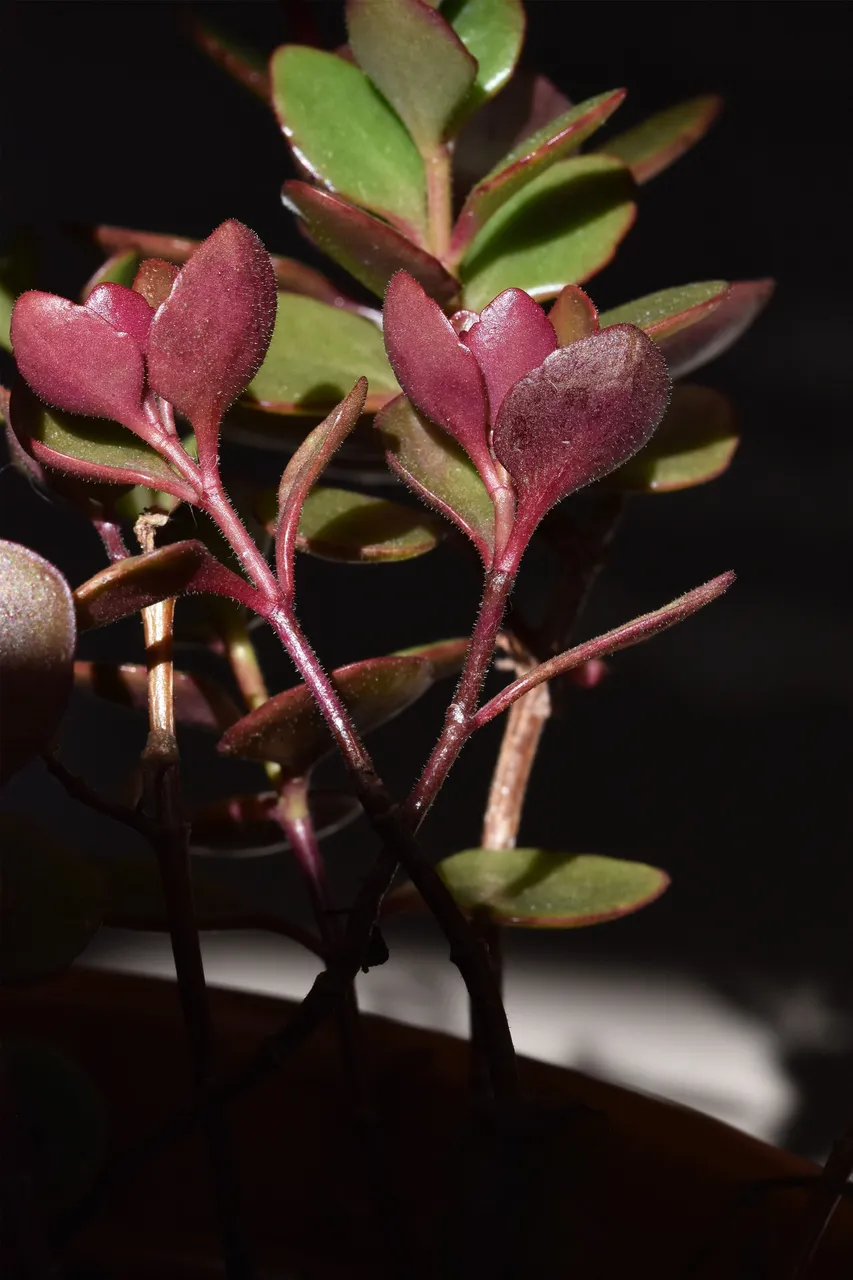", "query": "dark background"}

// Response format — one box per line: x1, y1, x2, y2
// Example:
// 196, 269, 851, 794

1, 1, 852, 1154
